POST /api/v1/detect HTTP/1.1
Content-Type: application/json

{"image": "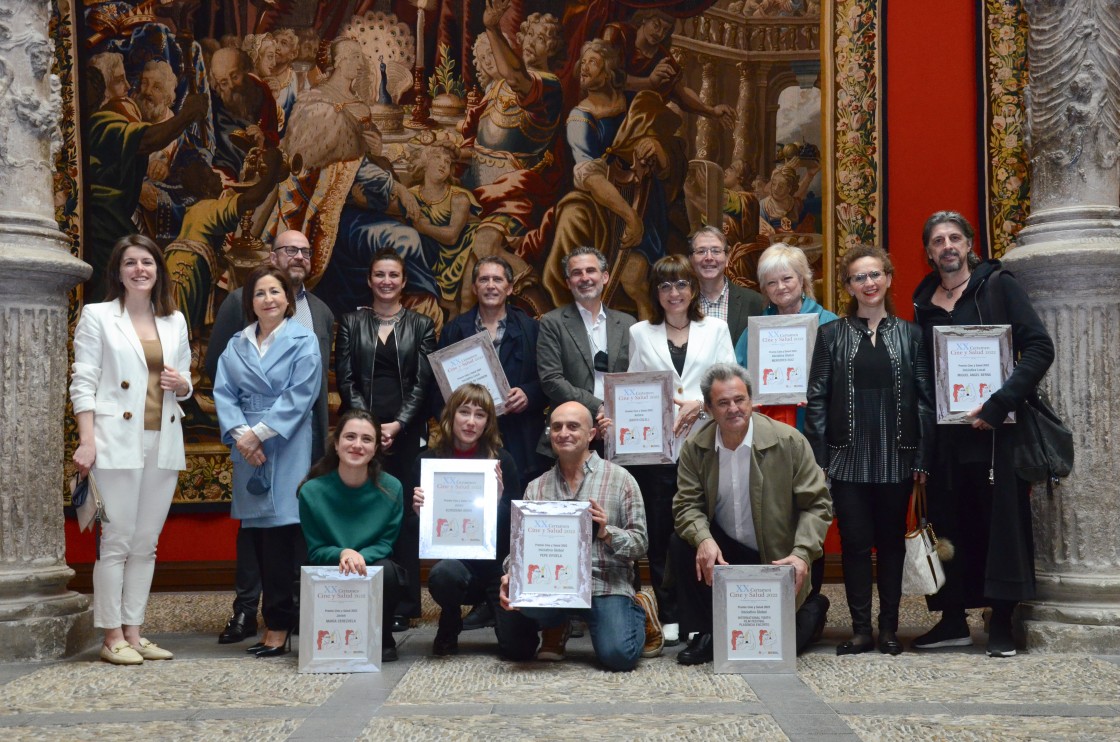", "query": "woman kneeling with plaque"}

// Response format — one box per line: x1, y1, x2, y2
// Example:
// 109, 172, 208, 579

411, 384, 520, 656
805, 245, 934, 656
299, 410, 406, 662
